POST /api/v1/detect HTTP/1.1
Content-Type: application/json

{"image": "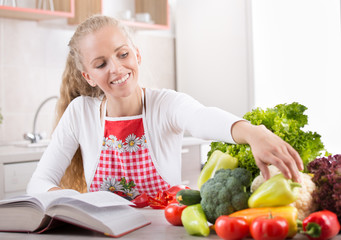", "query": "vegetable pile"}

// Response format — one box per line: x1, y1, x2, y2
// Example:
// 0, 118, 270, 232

251, 165, 318, 220
307, 154, 341, 223
160, 102, 341, 240
208, 102, 326, 180
164, 172, 341, 240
